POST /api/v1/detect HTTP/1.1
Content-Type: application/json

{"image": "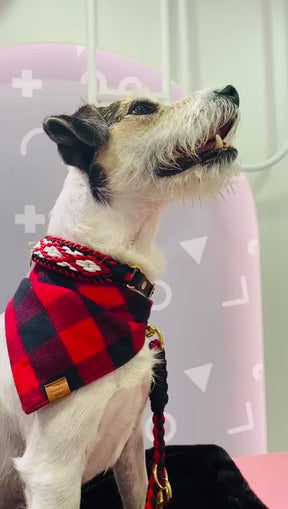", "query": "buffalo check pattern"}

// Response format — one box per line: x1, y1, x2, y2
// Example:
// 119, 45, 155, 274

5, 265, 152, 414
